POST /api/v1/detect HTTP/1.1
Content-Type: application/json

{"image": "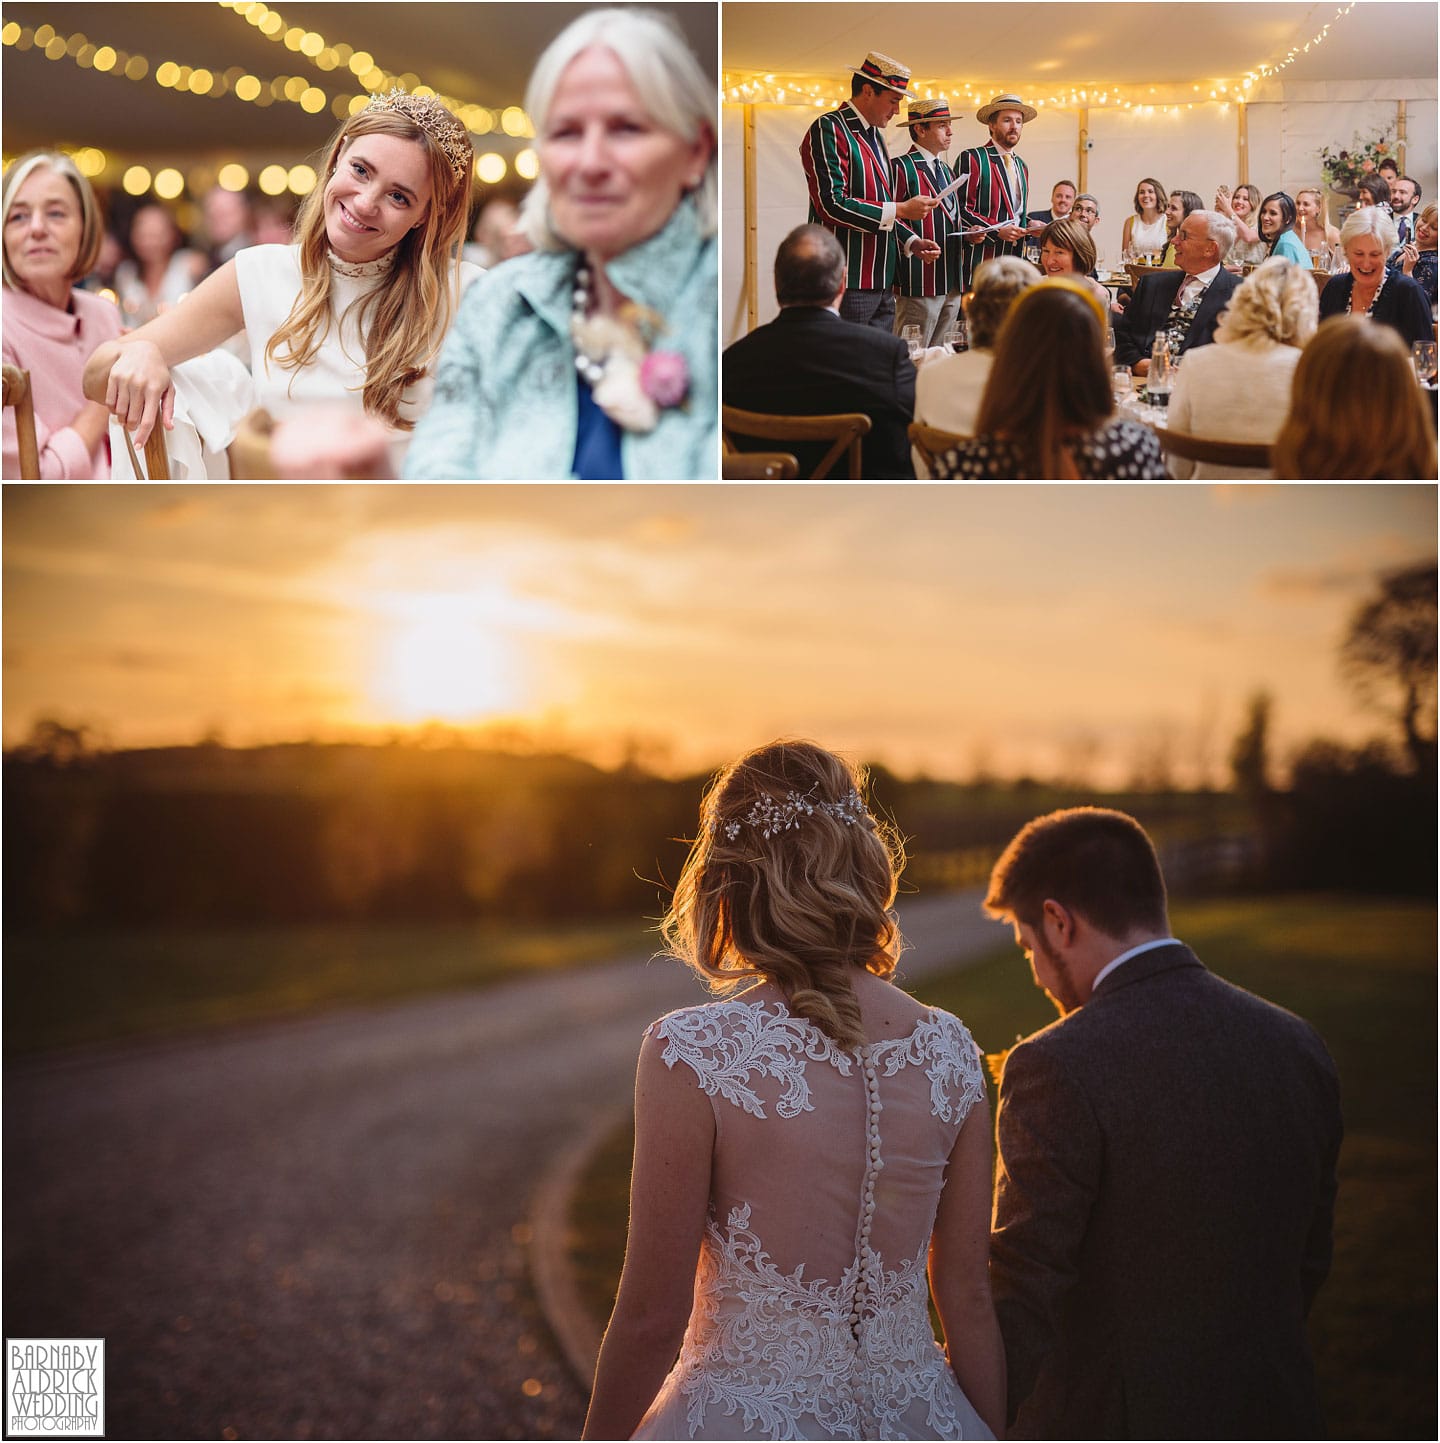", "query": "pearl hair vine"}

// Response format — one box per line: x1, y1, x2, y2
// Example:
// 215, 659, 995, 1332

720, 787, 871, 841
